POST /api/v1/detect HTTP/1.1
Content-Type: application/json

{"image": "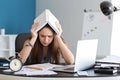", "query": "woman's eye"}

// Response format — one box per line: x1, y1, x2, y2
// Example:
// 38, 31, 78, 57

48, 36, 53, 38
